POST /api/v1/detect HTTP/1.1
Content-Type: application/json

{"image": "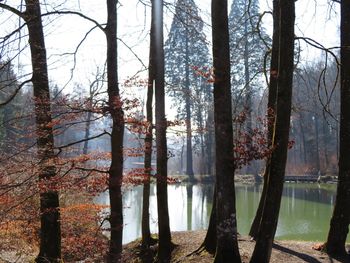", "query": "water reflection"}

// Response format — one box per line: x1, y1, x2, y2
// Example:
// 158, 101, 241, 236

96, 182, 347, 244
